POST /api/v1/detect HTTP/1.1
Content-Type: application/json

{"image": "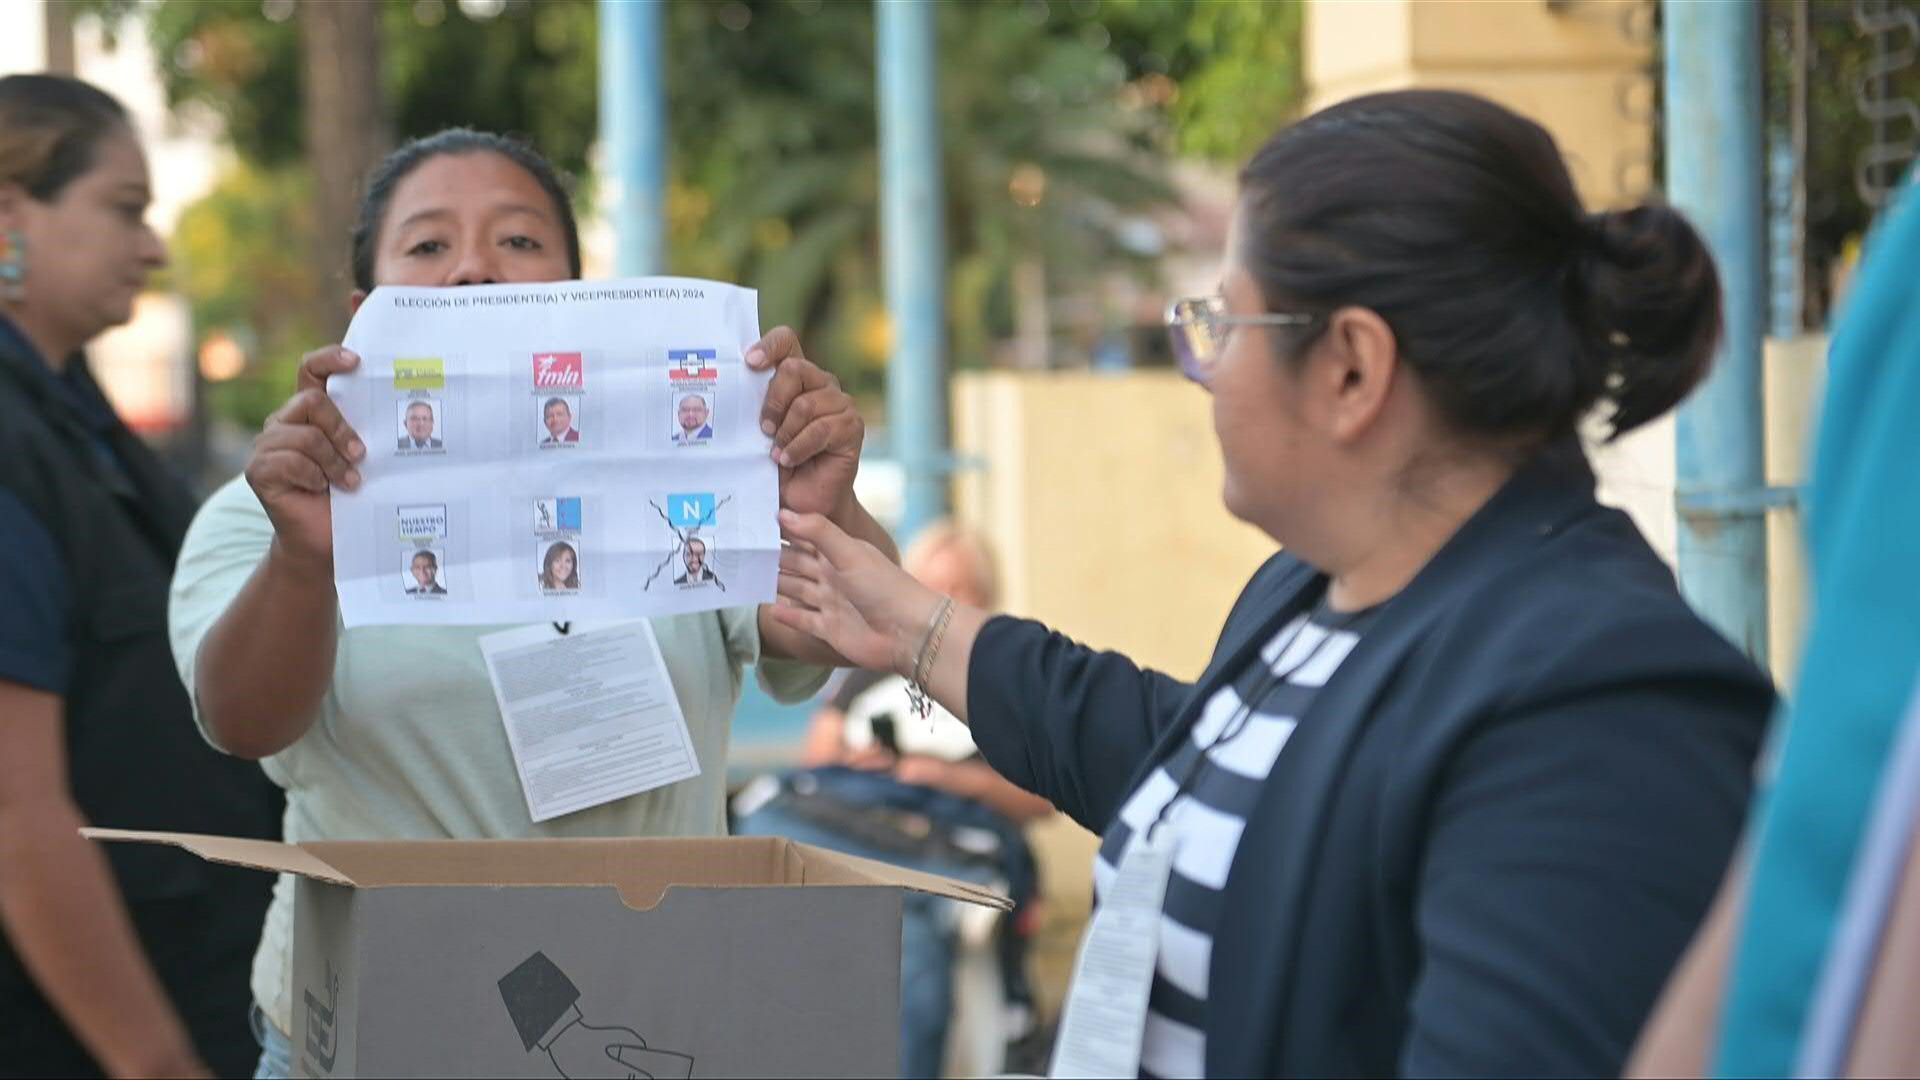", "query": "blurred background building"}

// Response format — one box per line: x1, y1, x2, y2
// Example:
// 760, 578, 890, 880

7, 0, 1915, 1063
